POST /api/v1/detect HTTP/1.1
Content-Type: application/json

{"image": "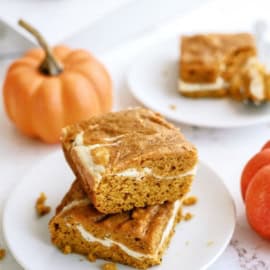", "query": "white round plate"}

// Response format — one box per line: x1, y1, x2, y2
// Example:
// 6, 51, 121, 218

127, 36, 270, 128
3, 150, 235, 270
